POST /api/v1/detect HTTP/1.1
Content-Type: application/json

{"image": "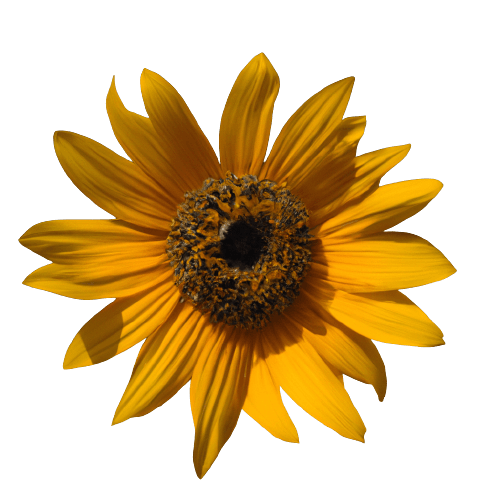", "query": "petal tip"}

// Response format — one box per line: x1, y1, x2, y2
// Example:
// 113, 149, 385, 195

344, 76, 355, 88
111, 413, 123, 426
22, 274, 38, 288
53, 130, 70, 148
62, 357, 75, 370
194, 462, 206, 479
140, 68, 153, 86
107, 75, 117, 95
18, 232, 28, 246
442, 263, 457, 281
63, 339, 93, 370
378, 392, 385, 403
141, 68, 156, 82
